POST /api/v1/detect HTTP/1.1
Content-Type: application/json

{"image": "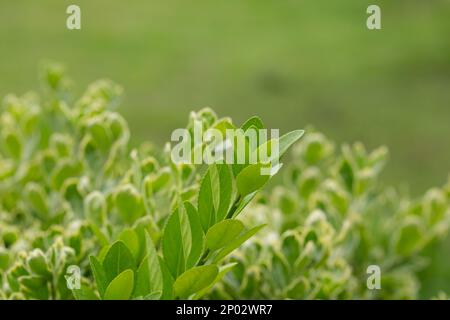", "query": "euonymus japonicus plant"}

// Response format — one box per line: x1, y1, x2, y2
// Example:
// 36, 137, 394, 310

2, 65, 448, 300
0, 64, 303, 299
207, 132, 450, 299
85, 113, 304, 299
